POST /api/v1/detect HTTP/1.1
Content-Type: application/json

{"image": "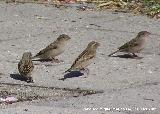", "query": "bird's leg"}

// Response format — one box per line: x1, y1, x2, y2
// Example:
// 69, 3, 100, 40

131, 53, 143, 59
51, 57, 63, 63
131, 53, 138, 57
80, 68, 89, 76
26, 77, 33, 83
